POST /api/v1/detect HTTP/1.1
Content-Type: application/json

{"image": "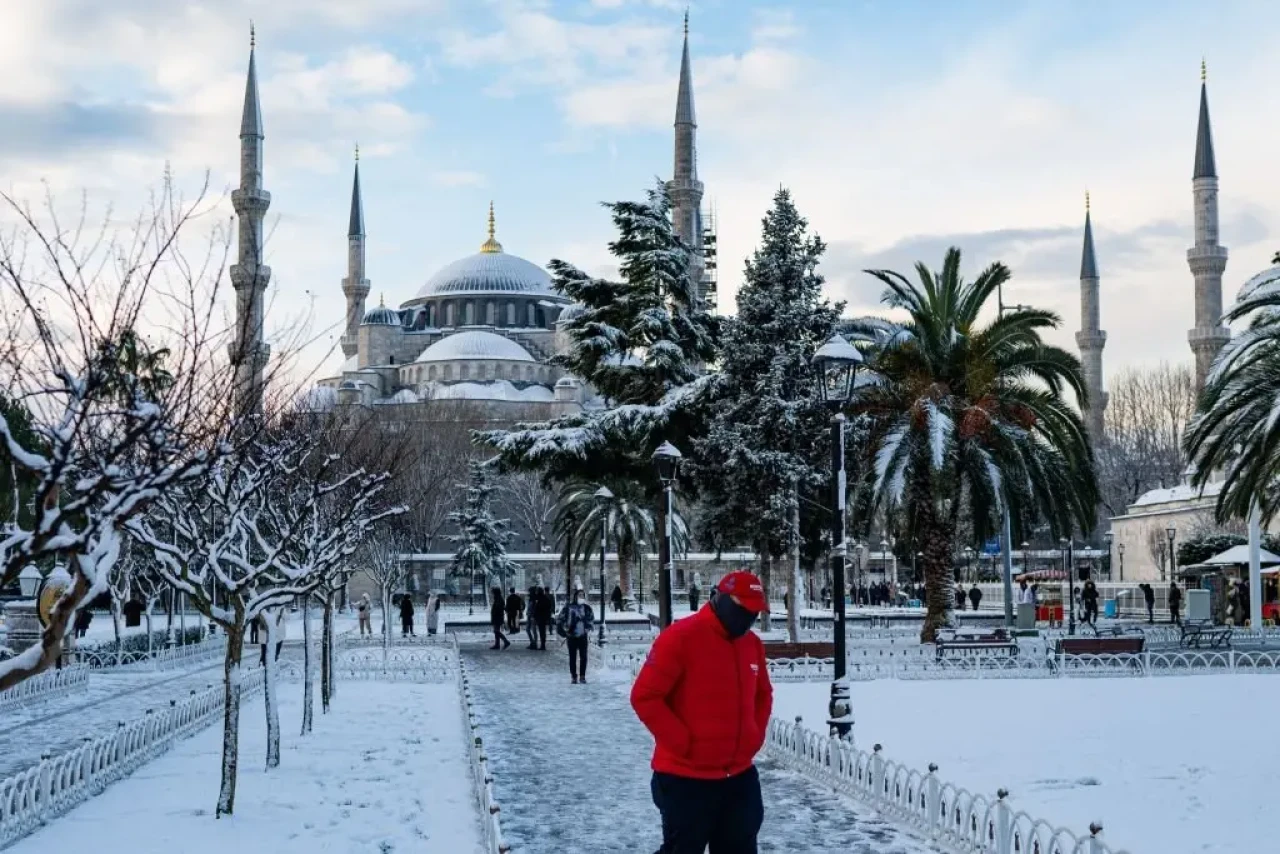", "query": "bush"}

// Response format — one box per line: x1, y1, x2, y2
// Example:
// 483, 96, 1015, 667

81, 624, 206, 653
